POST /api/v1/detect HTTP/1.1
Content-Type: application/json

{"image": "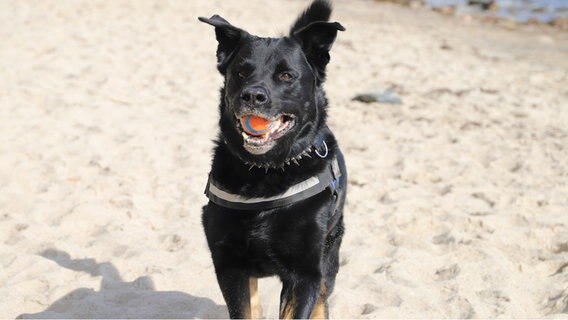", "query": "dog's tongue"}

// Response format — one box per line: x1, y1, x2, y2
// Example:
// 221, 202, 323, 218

240, 115, 275, 136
